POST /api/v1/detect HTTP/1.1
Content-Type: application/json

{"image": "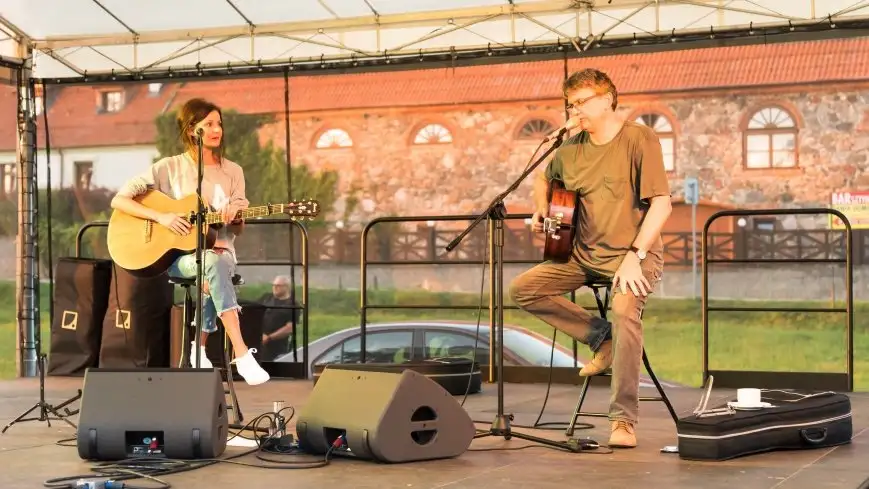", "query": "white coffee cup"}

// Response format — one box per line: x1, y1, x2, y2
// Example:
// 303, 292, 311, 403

737, 388, 761, 406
